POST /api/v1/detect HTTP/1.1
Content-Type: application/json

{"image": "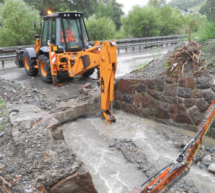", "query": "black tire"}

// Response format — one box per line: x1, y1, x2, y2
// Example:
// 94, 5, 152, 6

82, 68, 95, 77
38, 55, 52, 83
23, 51, 38, 76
